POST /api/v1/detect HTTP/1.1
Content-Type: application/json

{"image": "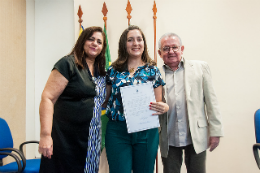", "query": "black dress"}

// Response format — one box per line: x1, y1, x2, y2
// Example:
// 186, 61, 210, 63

40, 55, 97, 173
